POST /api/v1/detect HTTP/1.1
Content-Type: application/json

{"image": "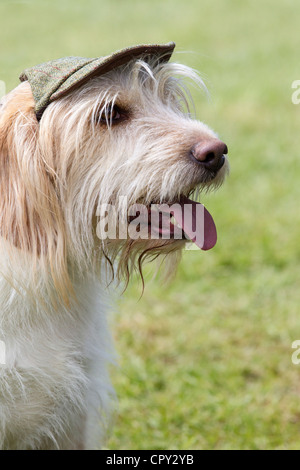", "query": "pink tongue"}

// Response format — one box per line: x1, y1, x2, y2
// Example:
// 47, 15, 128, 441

172, 196, 217, 250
